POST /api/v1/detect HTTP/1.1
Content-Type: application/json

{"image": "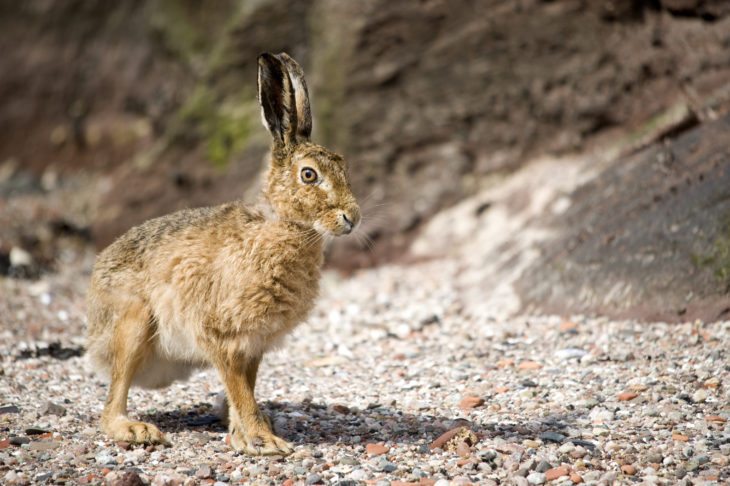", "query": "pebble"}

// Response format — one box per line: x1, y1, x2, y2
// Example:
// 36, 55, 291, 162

538, 432, 565, 443
339, 455, 359, 466
526, 472, 546, 484
545, 467, 569, 481
39, 401, 66, 416
558, 443, 575, 454
554, 348, 587, 360
29, 441, 60, 451
365, 443, 389, 456
692, 389, 708, 403
621, 464, 636, 475
0, 405, 20, 414
306, 473, 322, 484
196, 465, 212, 479
459, 395, 485, 409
